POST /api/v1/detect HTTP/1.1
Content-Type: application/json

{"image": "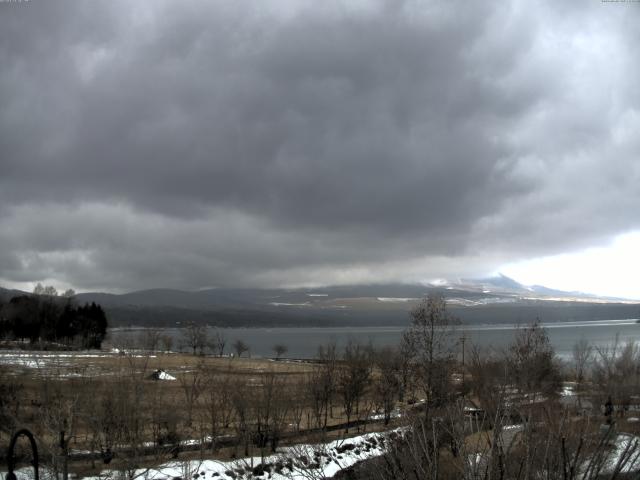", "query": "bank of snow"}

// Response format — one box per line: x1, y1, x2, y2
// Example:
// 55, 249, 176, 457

83, 430, 399, 480
596, 434, 640, 476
